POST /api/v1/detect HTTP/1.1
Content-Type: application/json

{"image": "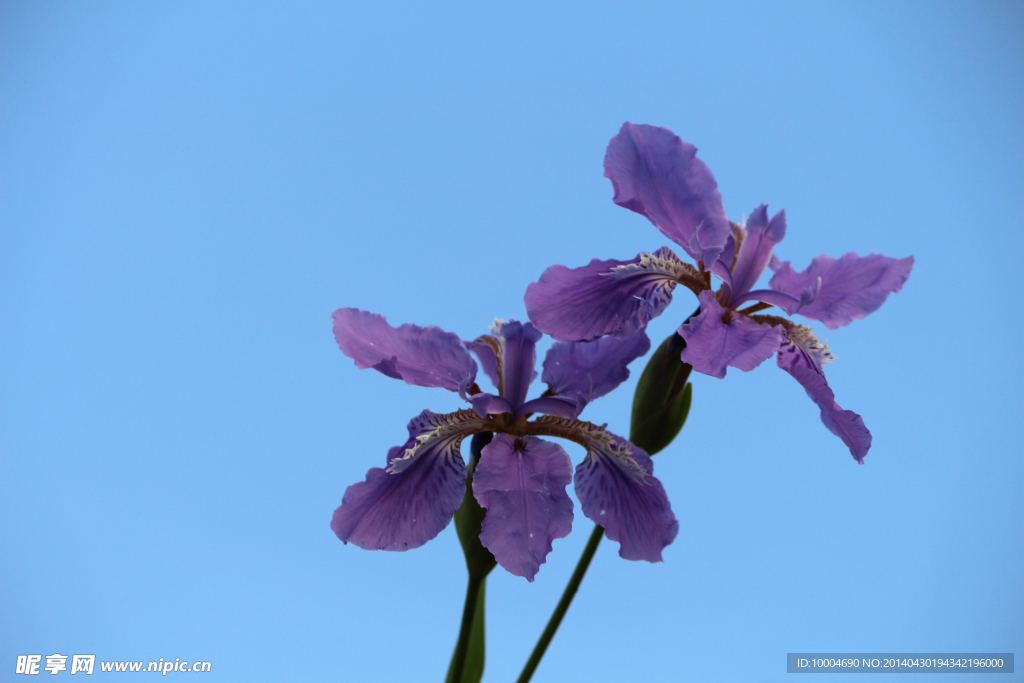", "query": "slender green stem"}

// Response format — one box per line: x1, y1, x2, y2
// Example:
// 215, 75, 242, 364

516, 524, 605, 683
450, 573, 485, 683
